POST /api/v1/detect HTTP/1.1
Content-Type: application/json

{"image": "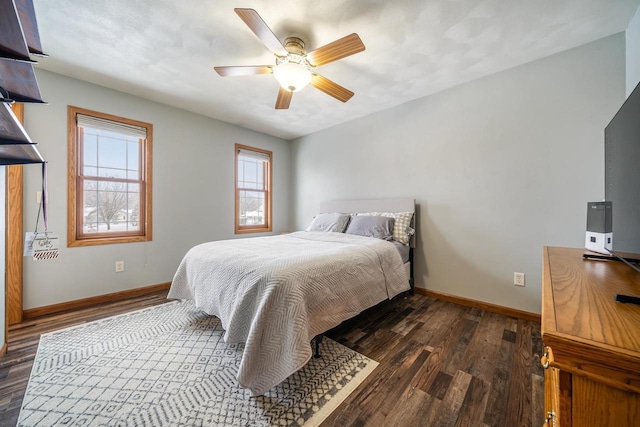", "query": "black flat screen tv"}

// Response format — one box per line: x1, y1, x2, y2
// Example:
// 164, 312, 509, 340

605, 80, 640, 260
